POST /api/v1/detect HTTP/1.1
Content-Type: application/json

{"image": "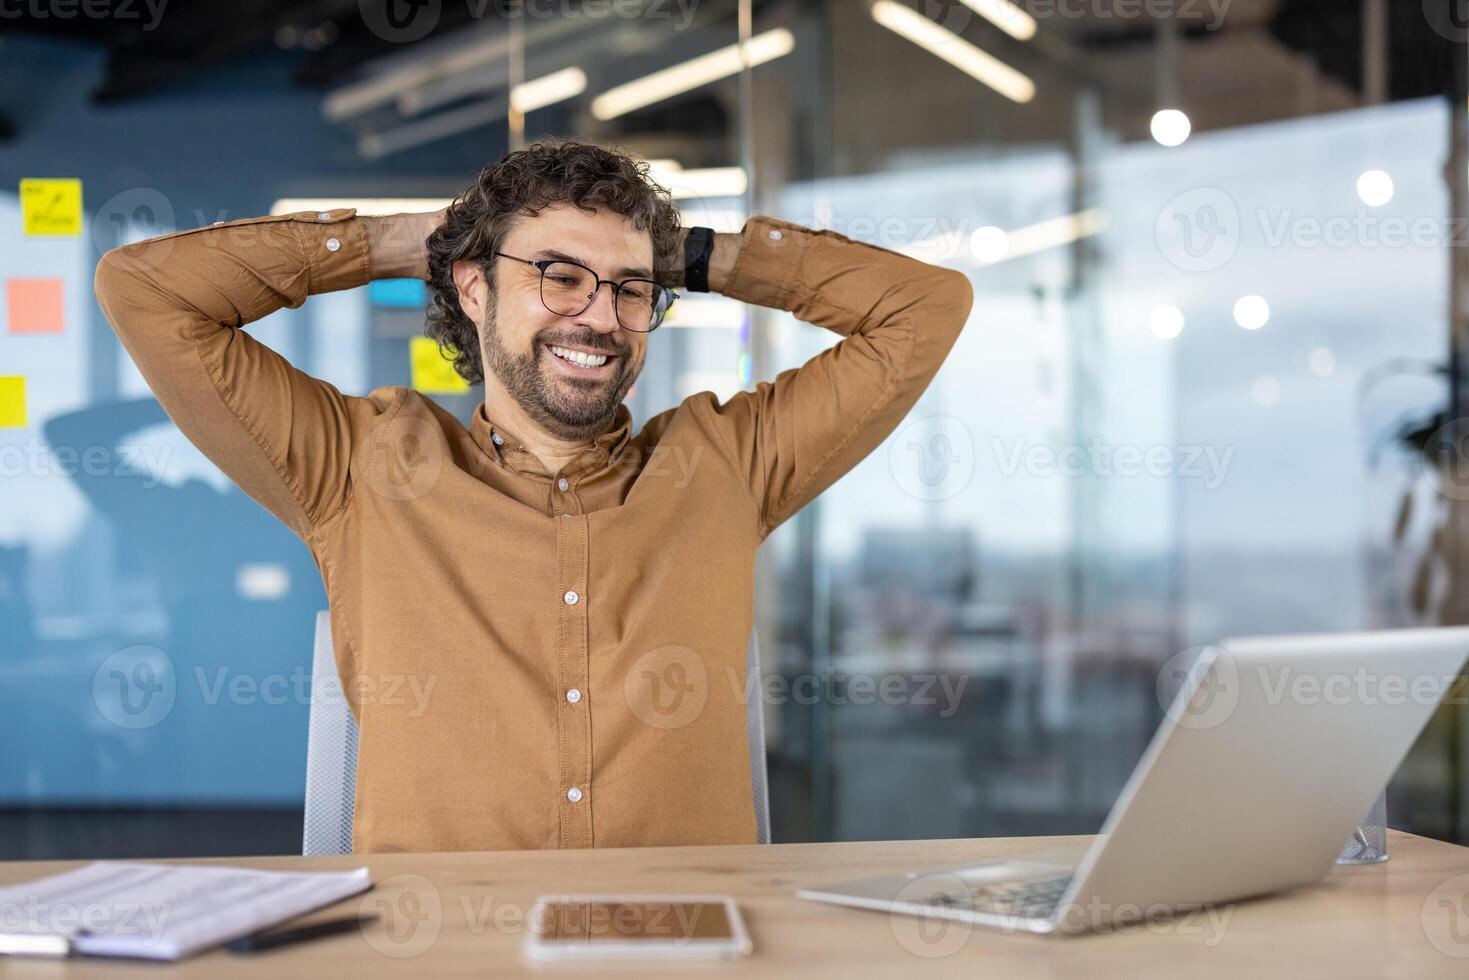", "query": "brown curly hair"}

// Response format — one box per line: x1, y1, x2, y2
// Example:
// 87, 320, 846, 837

424, 137, 682, 384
